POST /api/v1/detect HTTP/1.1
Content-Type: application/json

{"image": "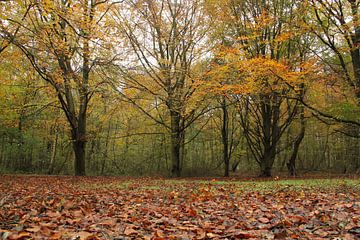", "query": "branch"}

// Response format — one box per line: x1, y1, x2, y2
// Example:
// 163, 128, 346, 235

288, 96, 360, 127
